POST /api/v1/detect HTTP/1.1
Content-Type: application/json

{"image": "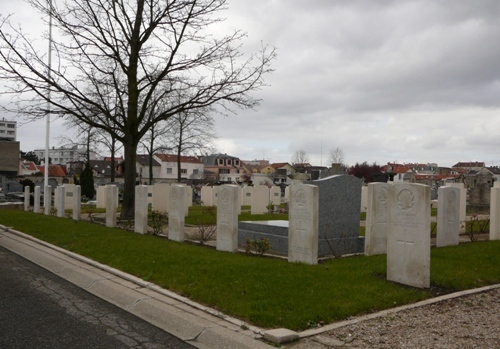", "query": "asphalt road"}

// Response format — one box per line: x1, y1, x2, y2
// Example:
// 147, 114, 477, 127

0, 246, 196, 349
